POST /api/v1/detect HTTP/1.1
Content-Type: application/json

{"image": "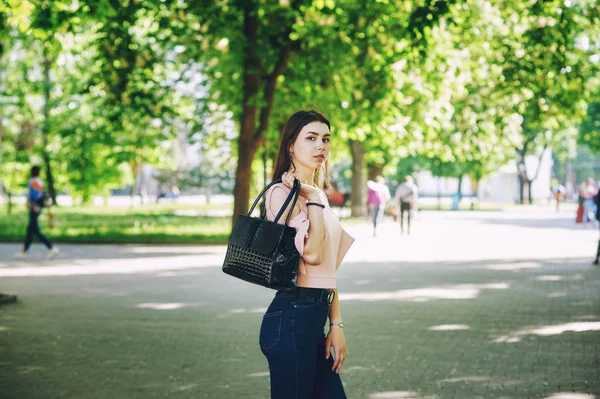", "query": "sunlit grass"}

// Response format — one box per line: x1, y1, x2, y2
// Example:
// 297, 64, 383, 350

0, 205, 231, 244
